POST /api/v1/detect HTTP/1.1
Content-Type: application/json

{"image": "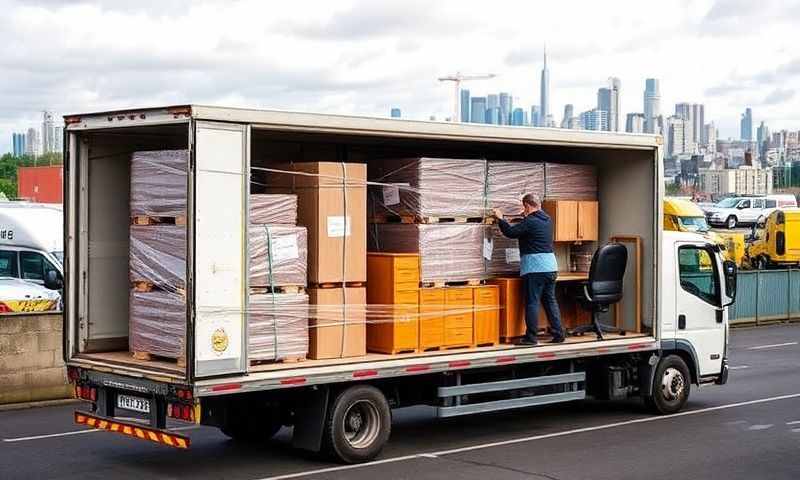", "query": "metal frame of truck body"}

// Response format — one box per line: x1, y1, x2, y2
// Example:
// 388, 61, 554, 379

63, 104, 665, 393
